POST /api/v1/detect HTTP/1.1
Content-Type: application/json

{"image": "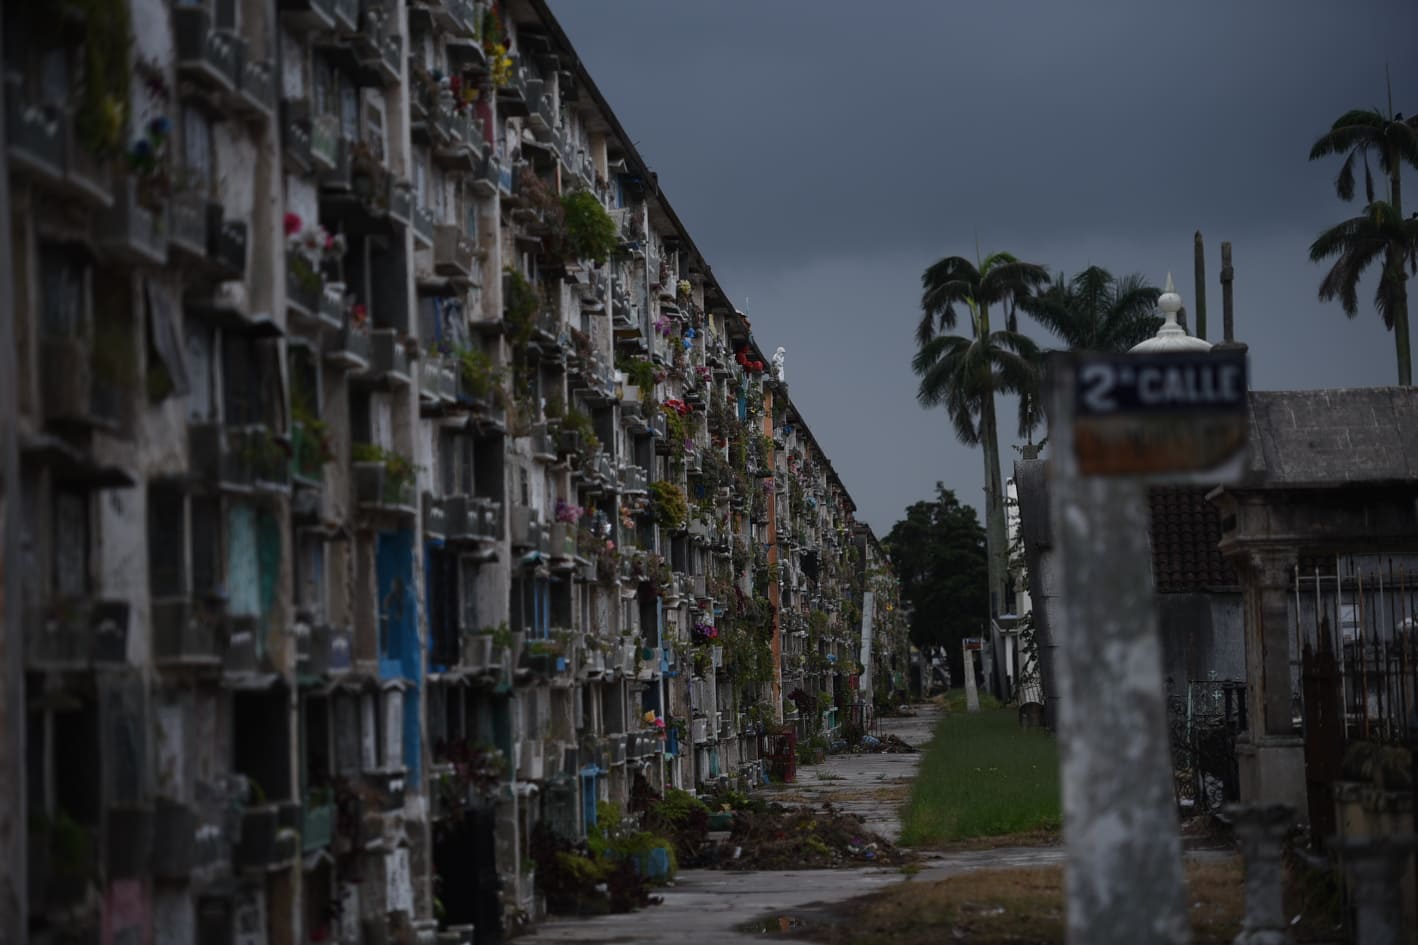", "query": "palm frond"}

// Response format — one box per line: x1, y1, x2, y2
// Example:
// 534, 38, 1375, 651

1316, 225, 1387, 317
1308, 109, 1386, 161
918, 255, 979, 344
1310, 213, 1374, 262
1336, 148, 1359, 202
1374, 247, 1409, 331
978, 259, 1051, 306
